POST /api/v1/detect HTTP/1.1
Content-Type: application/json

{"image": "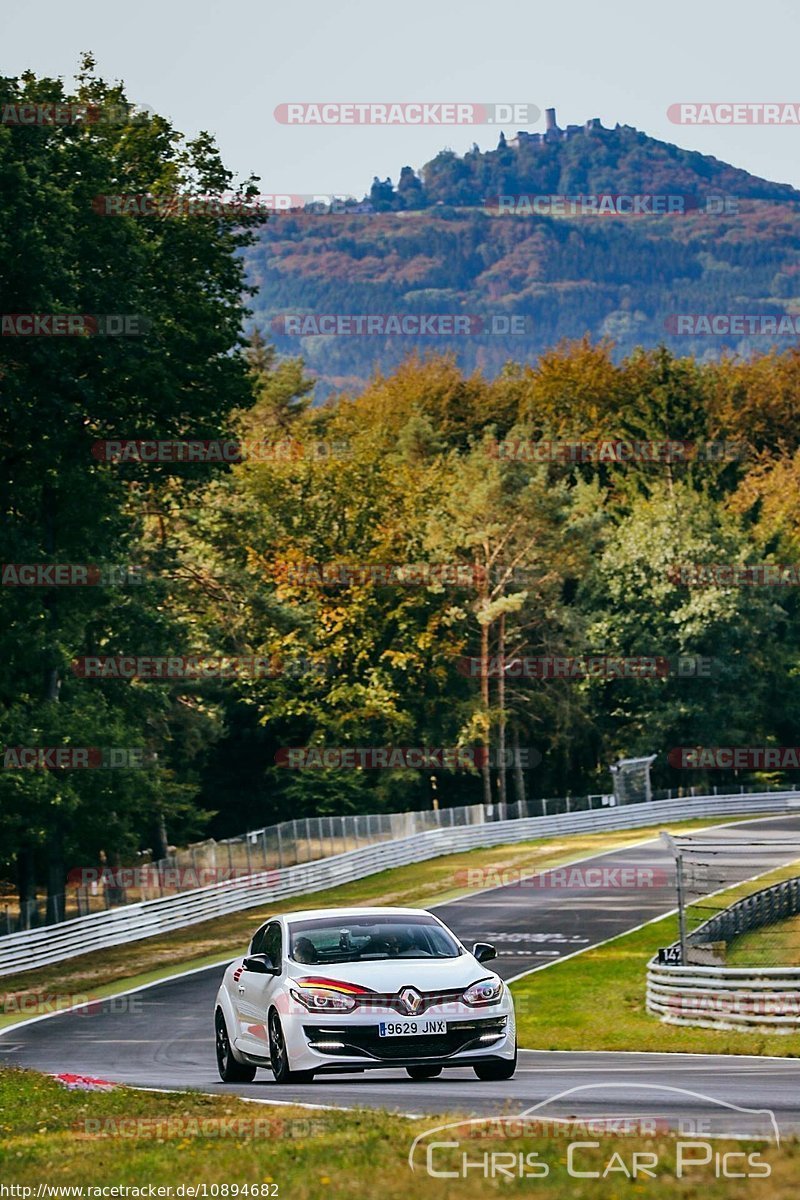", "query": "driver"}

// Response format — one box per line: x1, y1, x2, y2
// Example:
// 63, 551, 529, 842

362, 928, 414, 956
